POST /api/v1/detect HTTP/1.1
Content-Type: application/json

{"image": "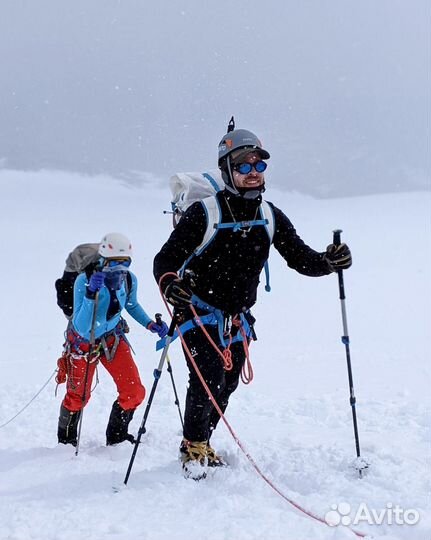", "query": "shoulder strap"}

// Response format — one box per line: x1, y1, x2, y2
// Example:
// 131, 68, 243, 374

202, 172, 222, 193
126, 271, 132, 296
84, 266, 94, 280
195, 196, 221, 256
261, 201, 275, 292
178, 195, 221, 277
260, 201, 275, 243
